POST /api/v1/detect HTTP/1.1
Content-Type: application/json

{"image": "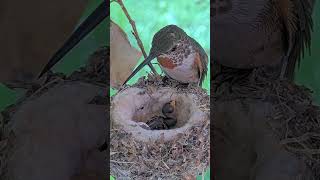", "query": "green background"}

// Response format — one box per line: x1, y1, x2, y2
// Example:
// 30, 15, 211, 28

110, 0, 211, 97
296, 2, 320, 102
